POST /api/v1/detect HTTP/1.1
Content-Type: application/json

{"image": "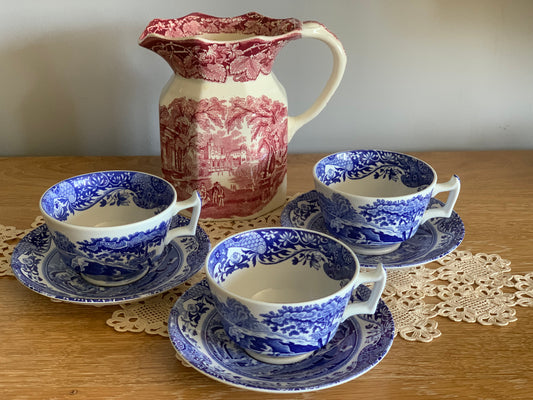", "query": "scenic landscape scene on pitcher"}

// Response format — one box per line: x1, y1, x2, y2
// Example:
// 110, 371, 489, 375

160, 95, 288, 218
